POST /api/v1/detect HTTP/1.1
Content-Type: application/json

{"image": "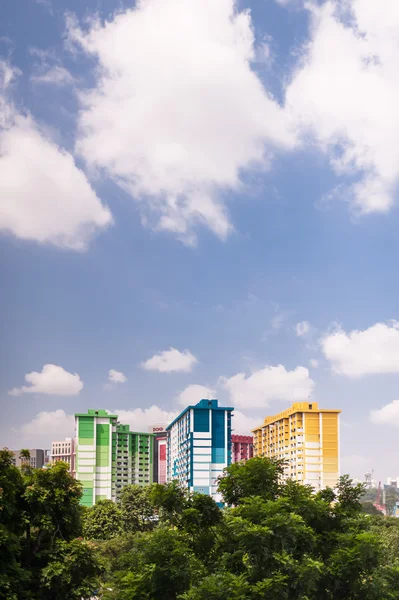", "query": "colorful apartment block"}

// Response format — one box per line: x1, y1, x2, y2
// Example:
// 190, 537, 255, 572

252, 402, 341, 491
166, 399, 233, 505
75, 410, 117, 506
75, 409, 154, 506
231, 434, 253, 463
115, 424, 154, 498
148, 423, 168, 484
